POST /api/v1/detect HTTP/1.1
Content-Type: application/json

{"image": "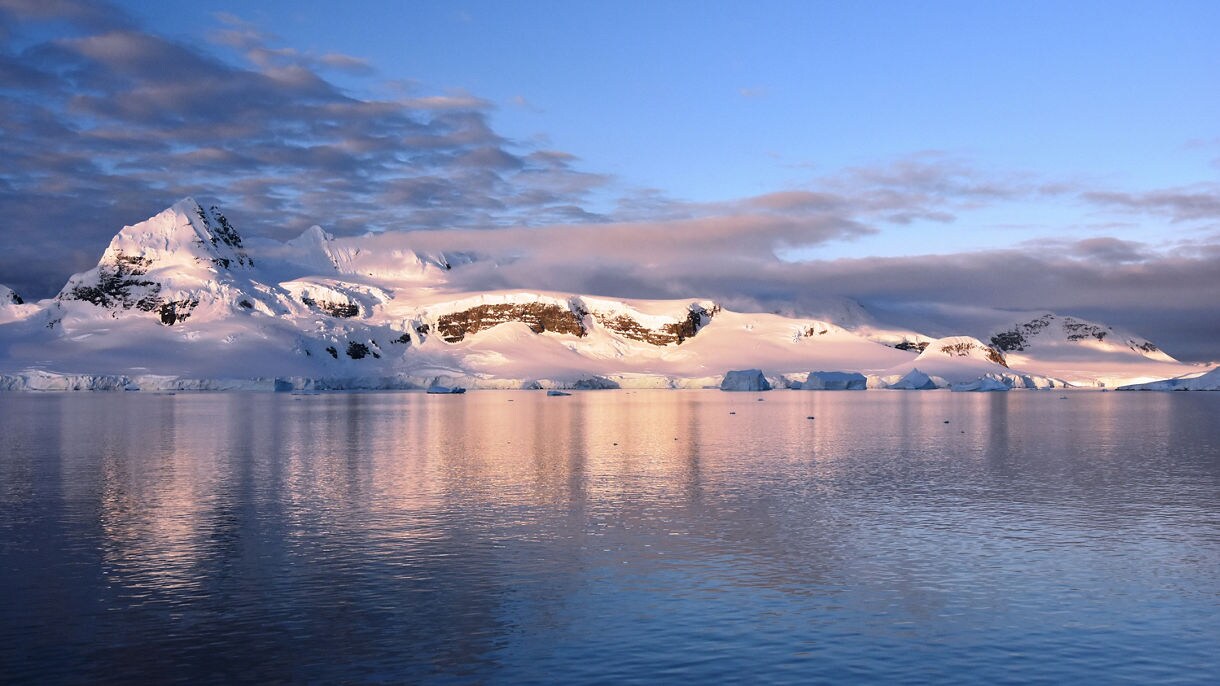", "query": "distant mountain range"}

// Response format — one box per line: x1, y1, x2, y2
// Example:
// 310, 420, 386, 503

0, 199, 1208, 391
